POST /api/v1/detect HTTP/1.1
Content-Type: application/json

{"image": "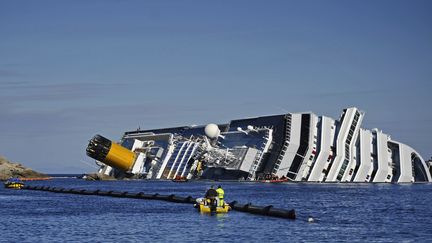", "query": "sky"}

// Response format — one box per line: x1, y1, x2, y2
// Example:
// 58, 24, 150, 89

0, 0, 431, 173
